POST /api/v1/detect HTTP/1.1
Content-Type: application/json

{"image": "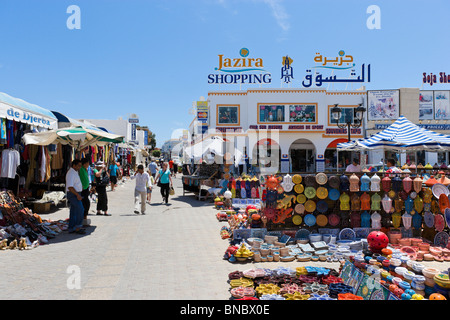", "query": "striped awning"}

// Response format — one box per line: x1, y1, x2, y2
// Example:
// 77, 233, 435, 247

337, 115, 450, 151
